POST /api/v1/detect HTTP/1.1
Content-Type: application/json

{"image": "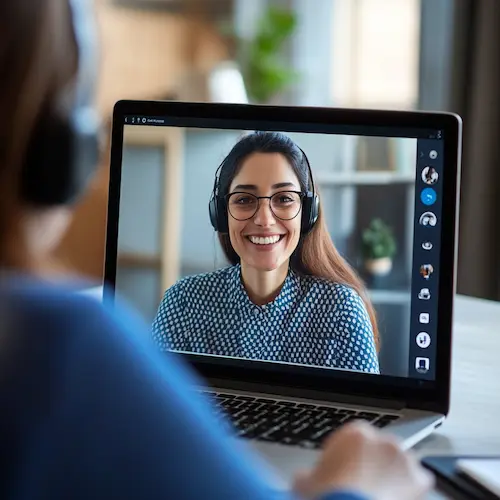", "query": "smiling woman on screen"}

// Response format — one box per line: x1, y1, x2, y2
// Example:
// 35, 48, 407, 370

152, 131, 380, 374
